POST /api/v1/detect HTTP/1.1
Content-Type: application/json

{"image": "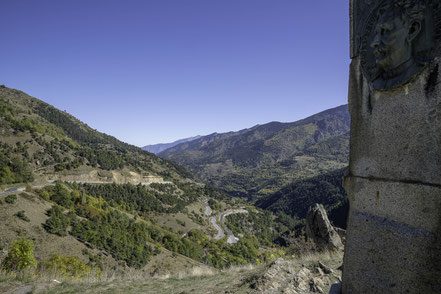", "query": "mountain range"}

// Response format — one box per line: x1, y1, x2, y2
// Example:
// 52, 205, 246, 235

142, 135, 201, 154
0, 86, 349, 289
0, 86, 317, 278
158, 105, 350, 200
